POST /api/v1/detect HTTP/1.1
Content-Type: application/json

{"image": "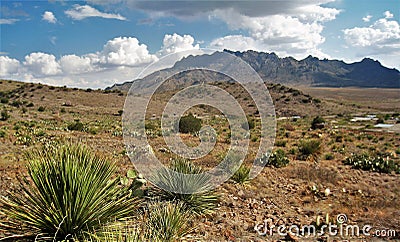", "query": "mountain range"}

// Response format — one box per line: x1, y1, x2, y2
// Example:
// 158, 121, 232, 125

107, 50, 400, 91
